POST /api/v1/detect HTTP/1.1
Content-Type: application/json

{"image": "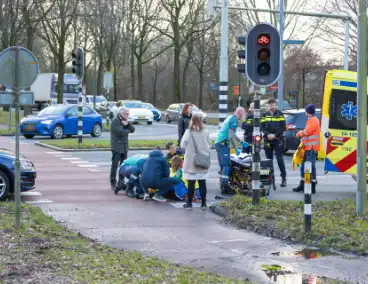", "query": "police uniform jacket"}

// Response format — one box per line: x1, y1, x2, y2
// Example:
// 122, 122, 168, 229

261, 109, 286, 143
